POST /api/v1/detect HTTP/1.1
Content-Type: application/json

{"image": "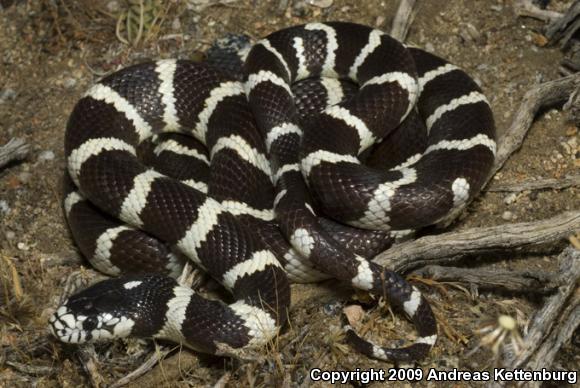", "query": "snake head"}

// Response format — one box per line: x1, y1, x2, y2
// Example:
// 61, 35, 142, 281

49, 275, 177, 344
